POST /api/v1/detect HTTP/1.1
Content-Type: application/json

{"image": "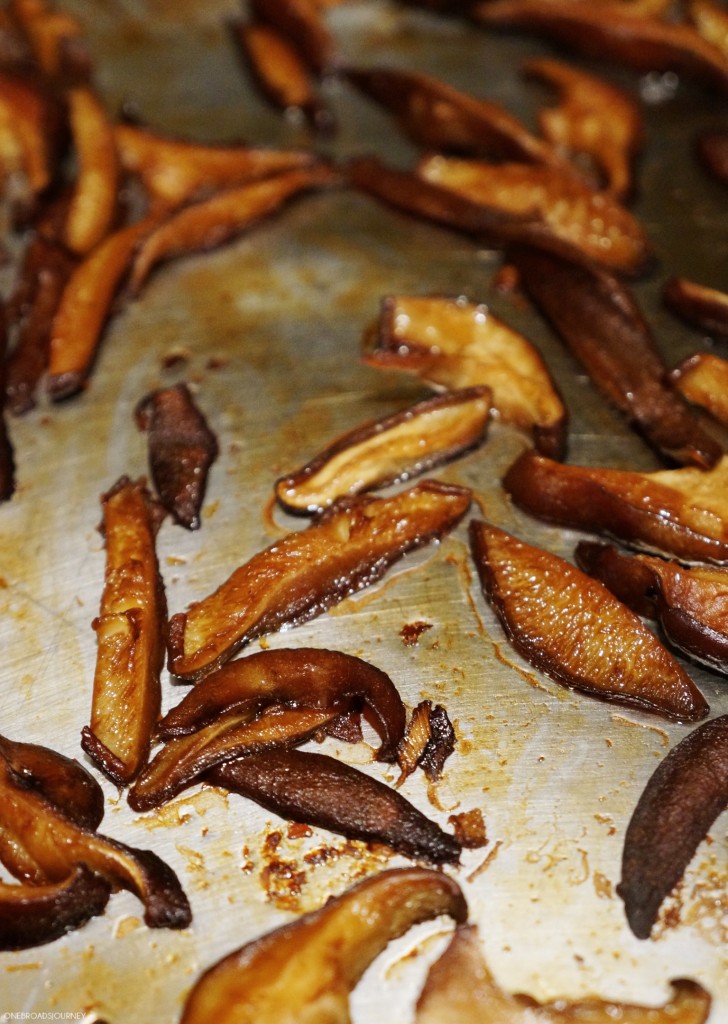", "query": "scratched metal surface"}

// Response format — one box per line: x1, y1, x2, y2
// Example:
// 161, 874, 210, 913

0, 1, 726, 1021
